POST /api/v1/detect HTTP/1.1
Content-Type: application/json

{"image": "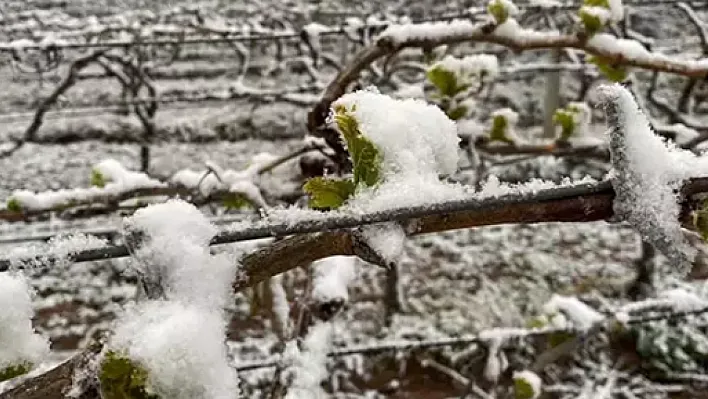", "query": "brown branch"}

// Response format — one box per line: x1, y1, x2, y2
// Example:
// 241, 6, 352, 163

0, 344, 102, 399
234, 187, 615, 290
0, 50, 108, 158
308, 19, 708, 134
